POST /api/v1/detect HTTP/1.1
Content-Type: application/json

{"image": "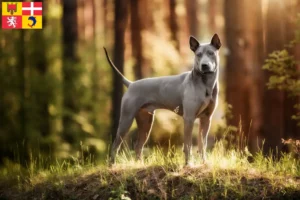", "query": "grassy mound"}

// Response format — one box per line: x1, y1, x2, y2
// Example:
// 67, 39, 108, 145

0, 143, 299, 199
